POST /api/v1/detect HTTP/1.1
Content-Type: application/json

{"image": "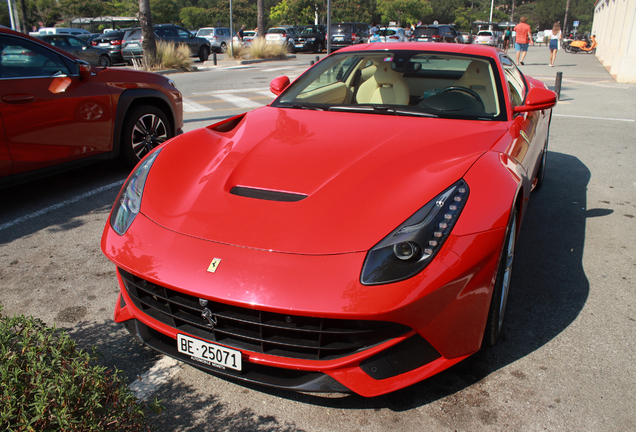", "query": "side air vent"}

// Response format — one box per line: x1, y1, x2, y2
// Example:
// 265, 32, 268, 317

230, 186, 307, 202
